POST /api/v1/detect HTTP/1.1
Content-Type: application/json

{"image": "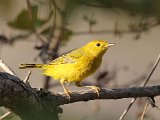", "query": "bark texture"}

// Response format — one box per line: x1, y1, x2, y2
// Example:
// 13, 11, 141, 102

0, 72, 160, 119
